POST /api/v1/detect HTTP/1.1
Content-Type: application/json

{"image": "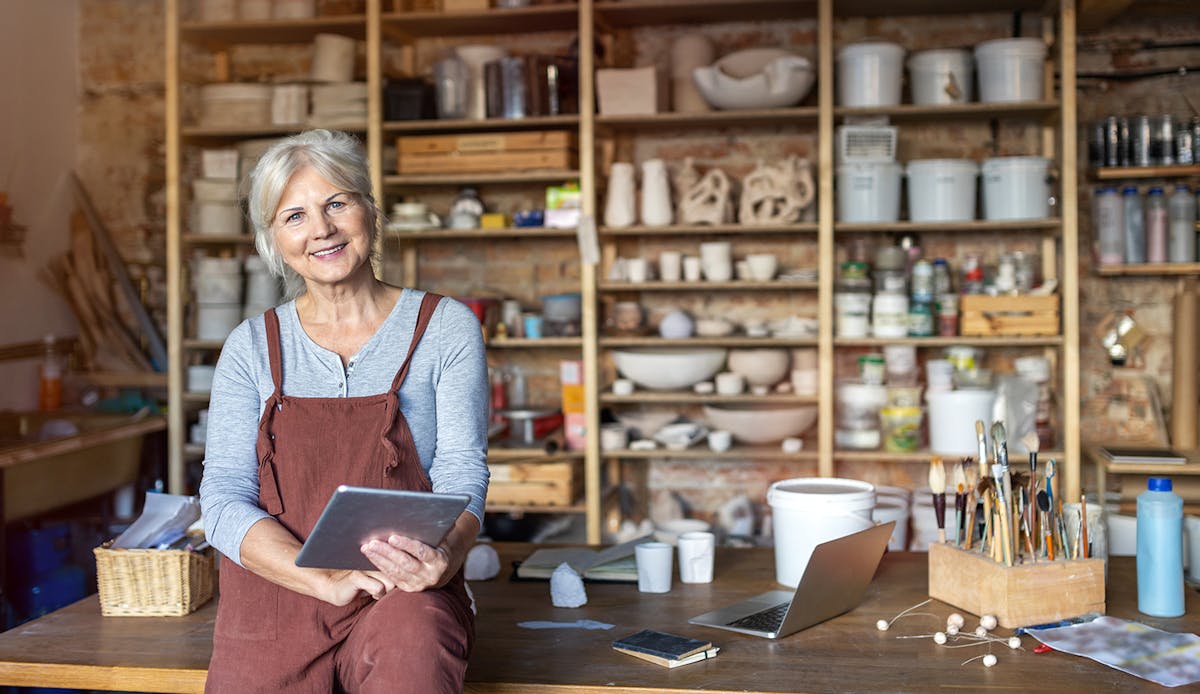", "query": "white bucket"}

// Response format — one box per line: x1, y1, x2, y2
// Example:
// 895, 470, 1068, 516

837, 162, 902, 223
194, 201, 243, 234
197, 303, 242, 341
192, 256, 243, 303
872, 496, 910, 551
905, 159, 979, 222
926, 389, 995, 455
244, 255, 281, 307
767, 478, 876, 587
837, 42, 905, 107
974, 38, 1046, 103
907, 49, 973, 105
981, 156, 1051, 220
